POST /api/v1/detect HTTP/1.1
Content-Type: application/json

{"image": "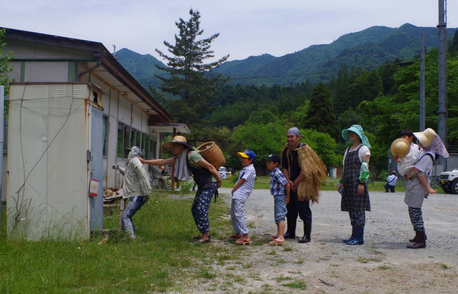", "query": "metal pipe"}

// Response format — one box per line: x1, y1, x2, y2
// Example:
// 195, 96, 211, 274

77, 62, 101, 82
0, 86, 4, 223
437, 0, 448, 169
